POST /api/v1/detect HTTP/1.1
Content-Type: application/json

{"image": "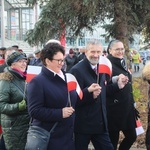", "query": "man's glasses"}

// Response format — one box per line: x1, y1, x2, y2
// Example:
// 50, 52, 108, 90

52, 59, 65, 65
